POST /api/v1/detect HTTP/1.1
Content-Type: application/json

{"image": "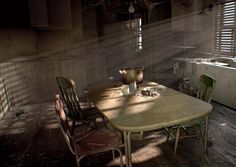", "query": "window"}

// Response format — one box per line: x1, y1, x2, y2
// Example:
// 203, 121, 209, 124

126, 18, 142, 51
135, 18, 142, 51
214, 0, 236, 56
